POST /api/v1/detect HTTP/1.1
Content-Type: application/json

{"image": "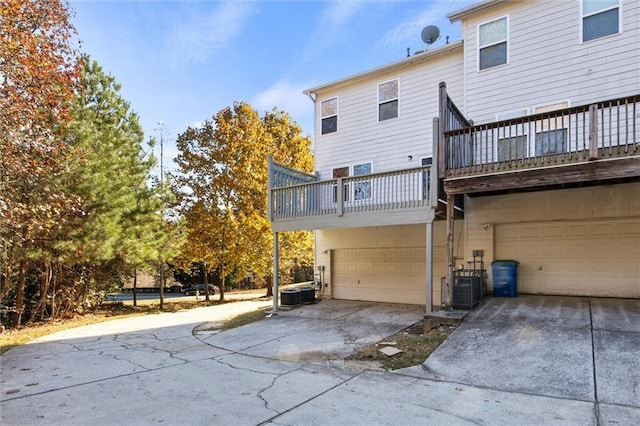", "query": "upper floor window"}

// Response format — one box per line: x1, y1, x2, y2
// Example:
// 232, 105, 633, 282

478, 16, 508, 70
321, 97, 338, 134
378, 79, 398, 121
582, 0, 620, 42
